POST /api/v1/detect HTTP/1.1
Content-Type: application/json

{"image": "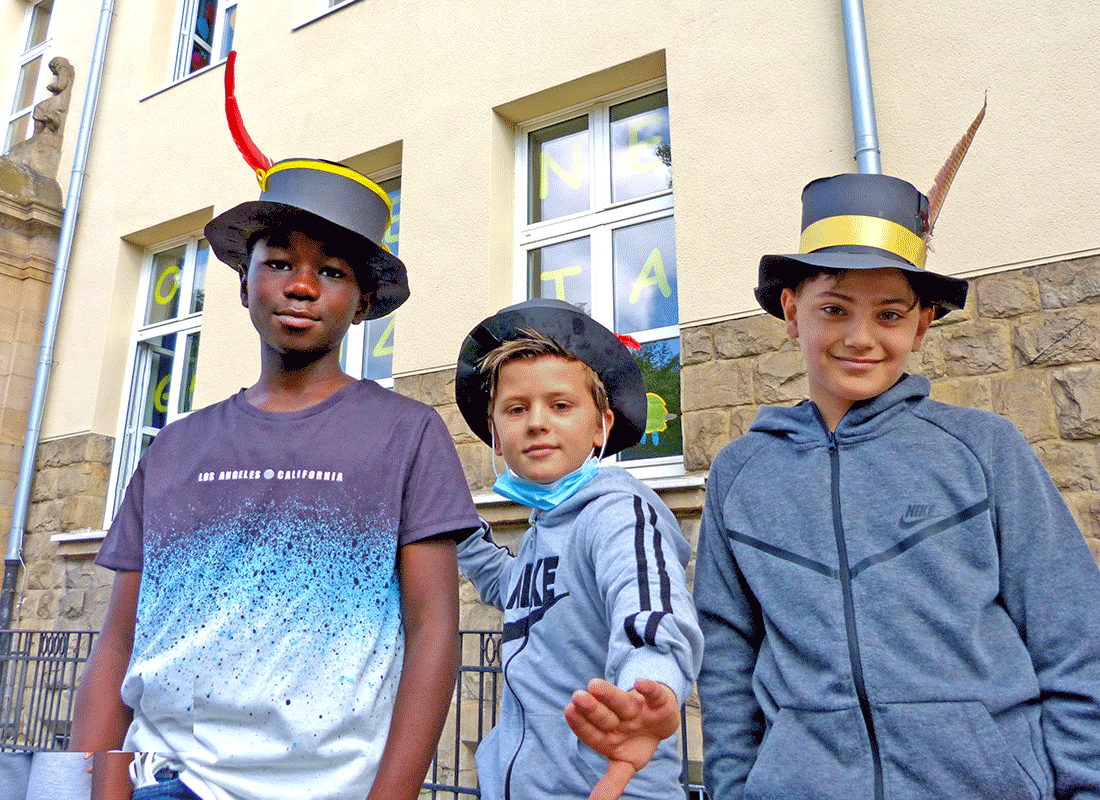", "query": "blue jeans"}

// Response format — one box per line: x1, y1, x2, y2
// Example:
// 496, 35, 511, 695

131, 770, 201, 800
